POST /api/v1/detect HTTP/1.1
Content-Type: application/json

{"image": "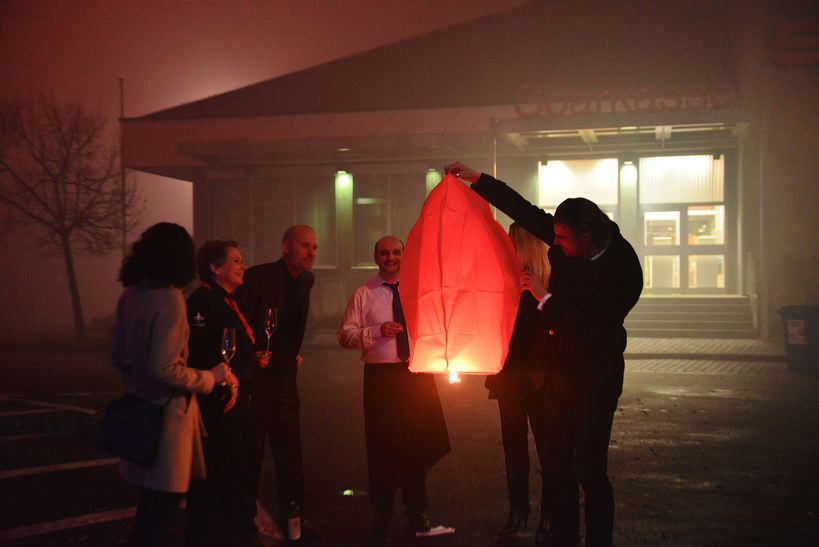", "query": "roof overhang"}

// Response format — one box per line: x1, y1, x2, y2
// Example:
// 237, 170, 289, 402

121, 105, 517, 179
495, 108, 749, 157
